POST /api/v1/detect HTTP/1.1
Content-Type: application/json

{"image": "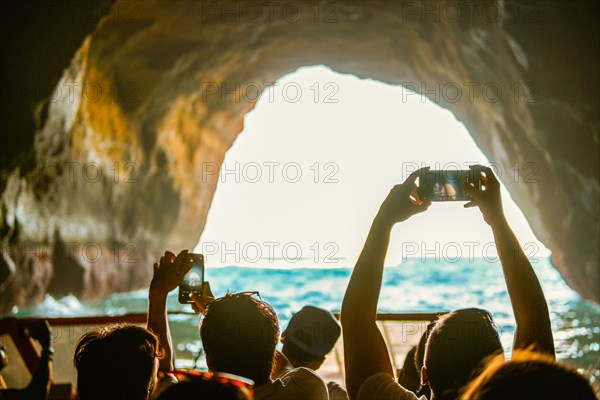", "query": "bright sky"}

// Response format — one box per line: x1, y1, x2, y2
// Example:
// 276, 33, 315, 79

195, 65, 549, 268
